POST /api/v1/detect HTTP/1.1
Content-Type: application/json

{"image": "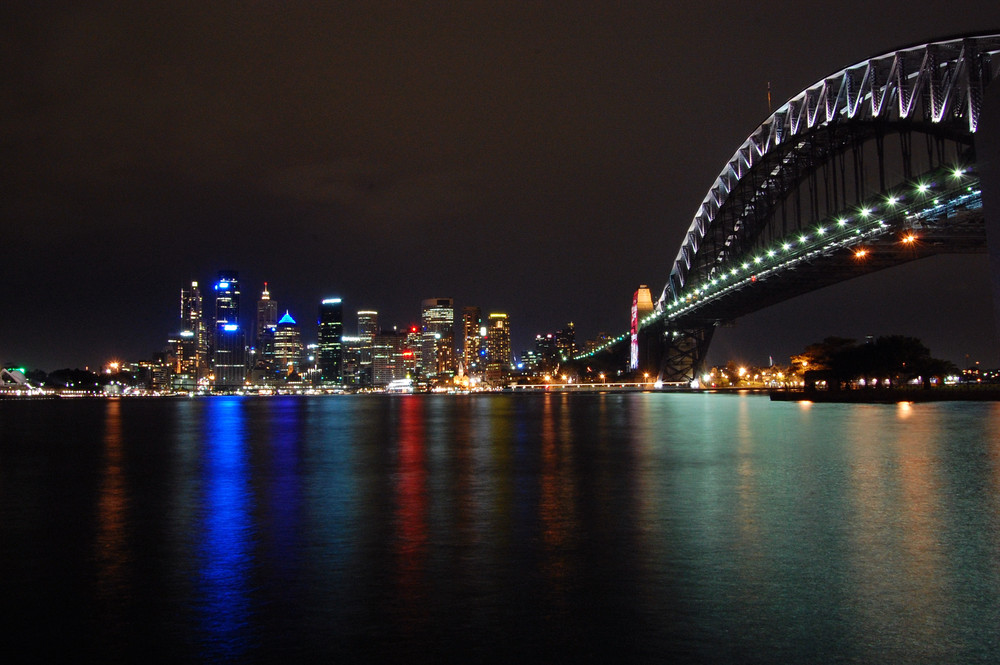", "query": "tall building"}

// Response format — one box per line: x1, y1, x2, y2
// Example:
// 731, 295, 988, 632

340, 336, 362, 387
256, 282, 278, 366
358, 310, 379, 339
461, 306, 483, 375
372, 329, 408, 387
555, 322, 576, 361
357, 310, 378, 387
213, 270, 246, 390
273, 311, 303, 376
421, 298, 454, 379
318, 298, 343, 384
405, 325, 423, 374
534, 332, 559, 373
177, 281, 207, 379
485, 313, 511, 386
